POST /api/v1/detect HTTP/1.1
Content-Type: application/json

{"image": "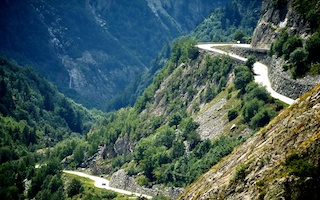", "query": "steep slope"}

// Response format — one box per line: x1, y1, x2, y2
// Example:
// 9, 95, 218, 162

0, 0, 227, 109
179, 83, 320, 200
251, 0, 314, 48
251, 0, 320, 101
69, 37, 286, 199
